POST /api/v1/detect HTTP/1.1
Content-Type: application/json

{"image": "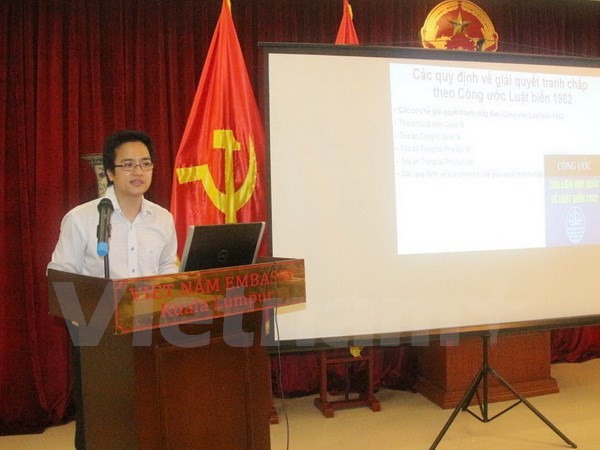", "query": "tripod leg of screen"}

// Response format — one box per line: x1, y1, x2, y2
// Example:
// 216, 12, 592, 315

429, 333, 577, 450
